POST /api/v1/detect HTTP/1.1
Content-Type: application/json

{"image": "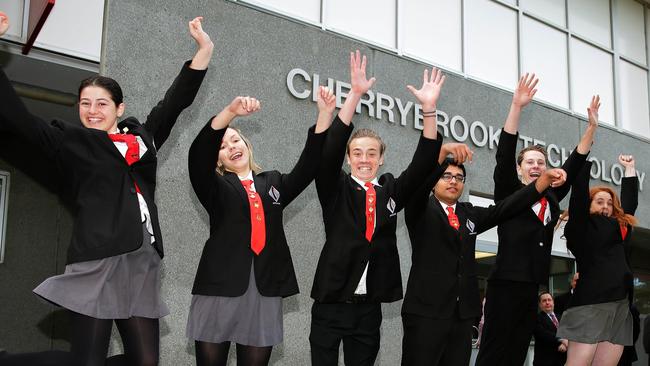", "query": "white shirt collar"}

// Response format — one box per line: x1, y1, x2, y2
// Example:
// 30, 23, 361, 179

437, 199, 457, 215
238, 171, 254, 181
351, 175, 380, 190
